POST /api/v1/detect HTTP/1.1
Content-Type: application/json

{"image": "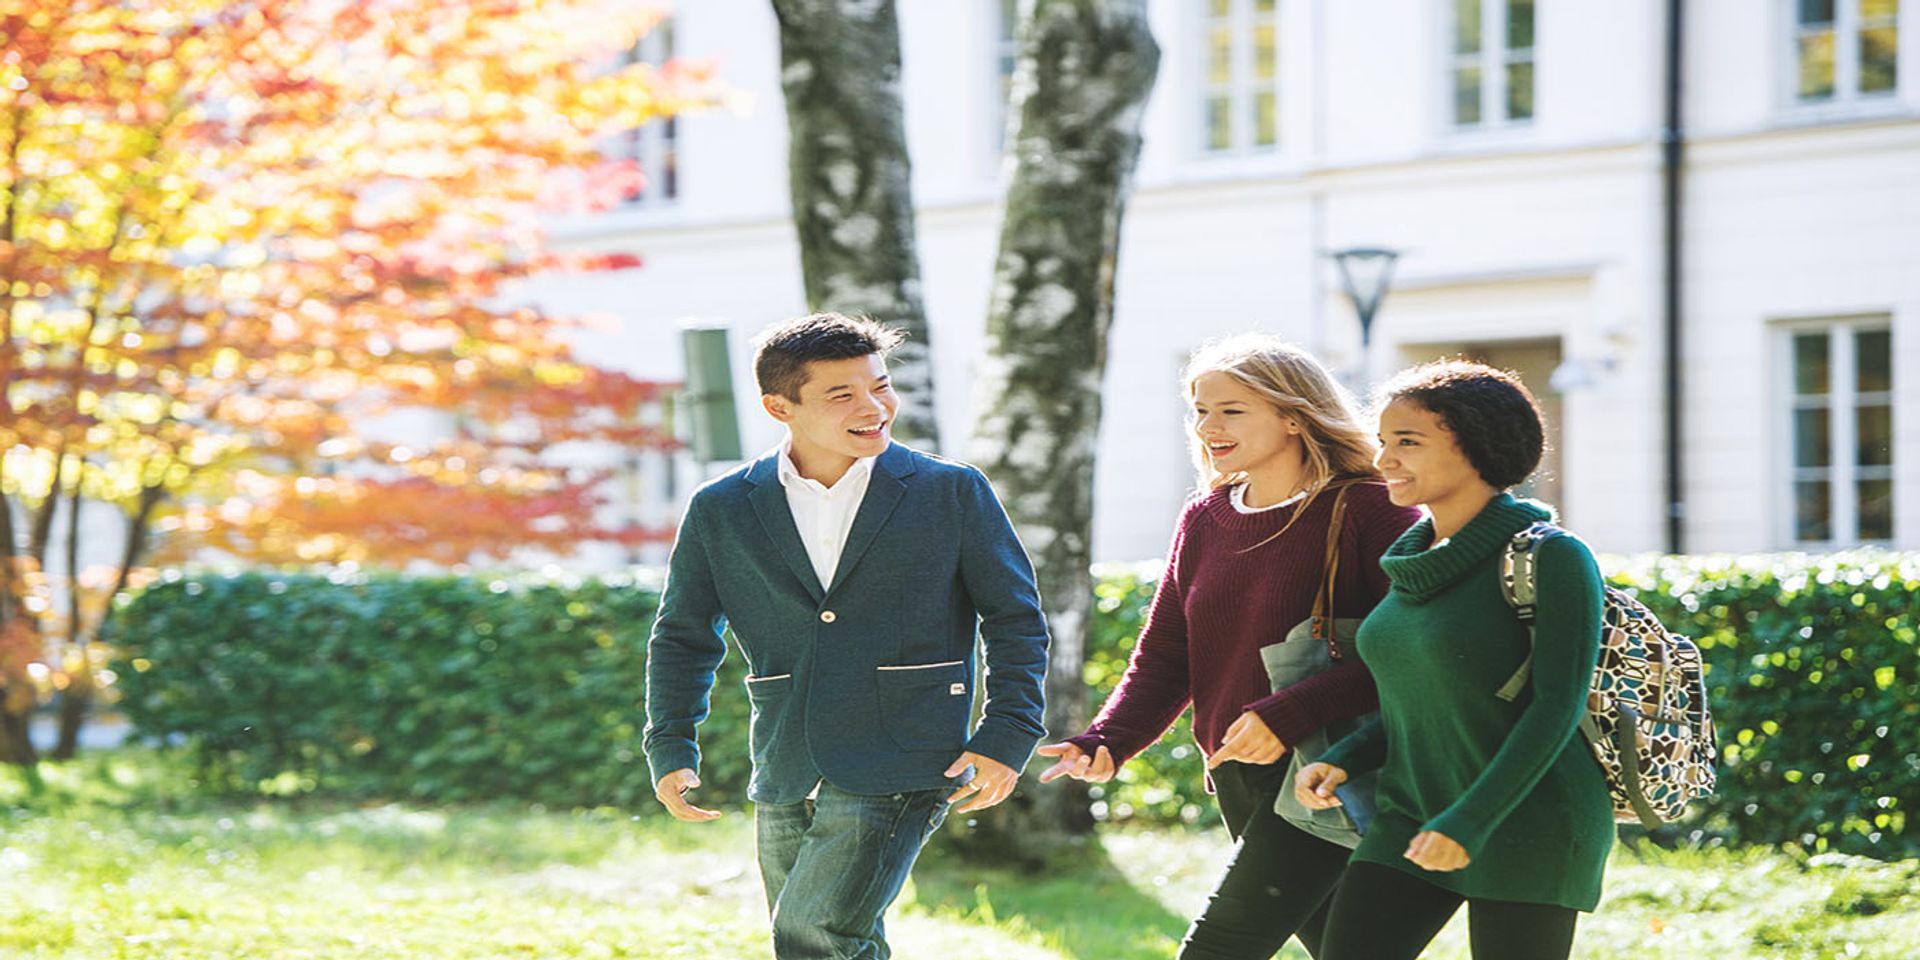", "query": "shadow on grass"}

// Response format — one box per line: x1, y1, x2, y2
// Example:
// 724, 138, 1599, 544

907, 835, 1195, 960
1, 748, 699, 876
0, 747, 208, 812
